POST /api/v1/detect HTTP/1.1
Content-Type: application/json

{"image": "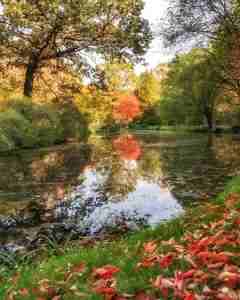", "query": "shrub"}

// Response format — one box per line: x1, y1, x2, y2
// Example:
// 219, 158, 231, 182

0, 97, 89, 152
0, 128, 15, 152
3, 98, 65, 147
56, 102, 89, 142
0, 108, 36, 148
